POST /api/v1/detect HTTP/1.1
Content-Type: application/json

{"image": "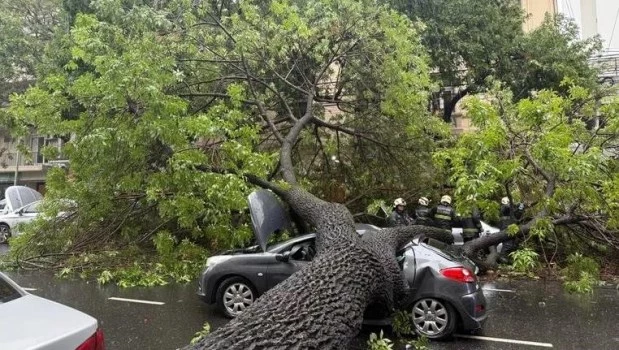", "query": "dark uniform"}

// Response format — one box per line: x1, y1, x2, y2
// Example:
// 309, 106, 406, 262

430, 204, 458, 231
413, 205, 433, 226
389, 210, 414, 227
499, 203, 525, 259
460, 208, 482, 242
